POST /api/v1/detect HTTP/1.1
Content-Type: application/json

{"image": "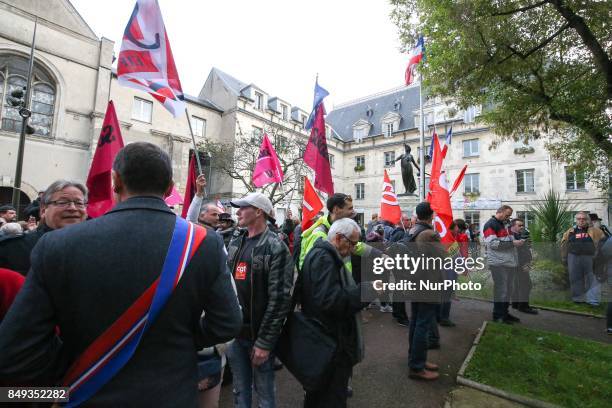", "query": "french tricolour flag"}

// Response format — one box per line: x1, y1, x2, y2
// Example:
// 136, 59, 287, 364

405, 36, 425, 85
